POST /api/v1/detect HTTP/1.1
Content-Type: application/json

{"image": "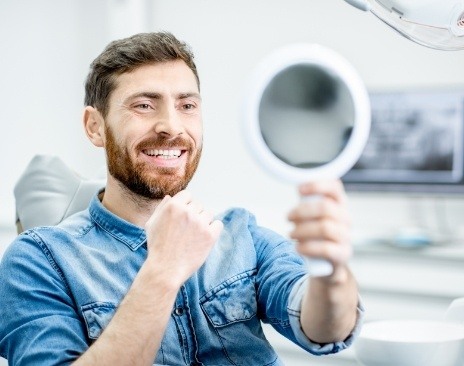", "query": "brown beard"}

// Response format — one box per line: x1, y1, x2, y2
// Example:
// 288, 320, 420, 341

105, 124, 202, 199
